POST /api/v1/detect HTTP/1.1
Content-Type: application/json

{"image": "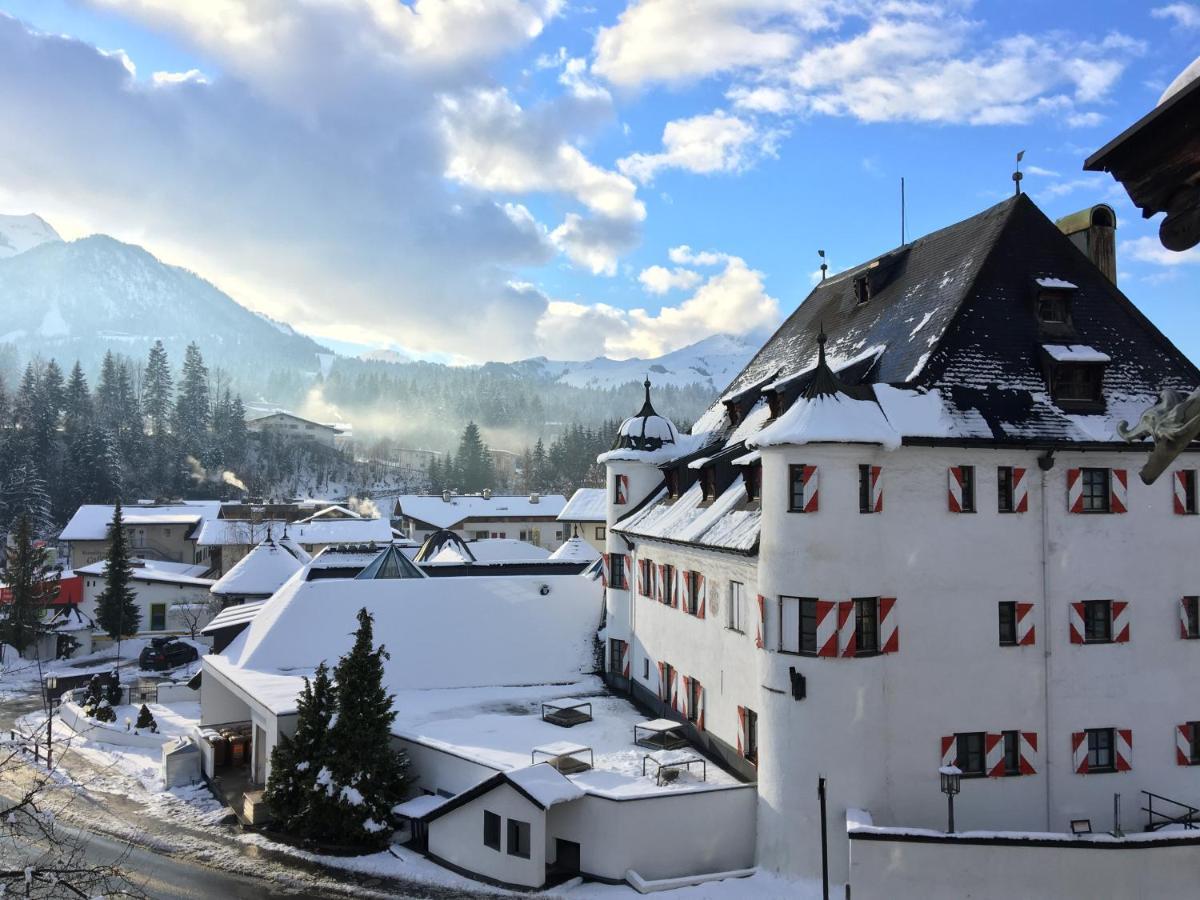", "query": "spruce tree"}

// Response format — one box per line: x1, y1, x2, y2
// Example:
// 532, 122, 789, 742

320, 609, 407, 848
264, 661, 334, 834
1, 515, 55, 654
95, 501, 141, 661
3, 458, 53, 538
142, 340, 173, 439
174, 342, 211, 462
63, 361, 92, 436
455, 422, 493, 493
